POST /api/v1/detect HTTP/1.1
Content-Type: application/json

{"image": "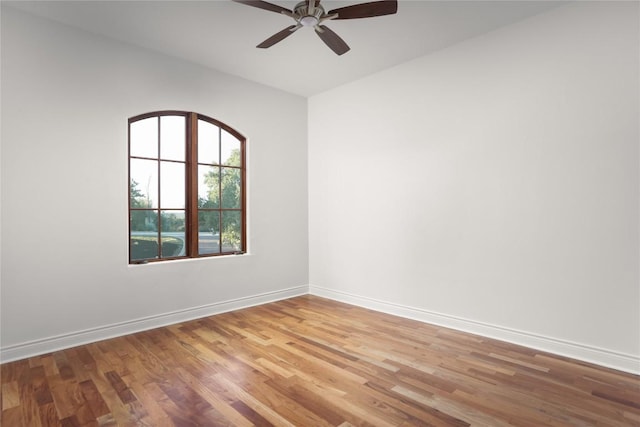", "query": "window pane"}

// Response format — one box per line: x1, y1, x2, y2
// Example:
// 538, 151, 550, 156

198, 119, 219, 165
160, 116, 185, 161
198, 165, 220, 208
160, 161, 185, 208
198, 211, 220, 255
130, 209, 158, 232
221, 167, 241, 209
130, 158, 158, 208
130, 211, 159, 261
130, 117, 158, 158
221, 211, 241, 252
221, 130, 241, 166
160, 210, 185, 257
